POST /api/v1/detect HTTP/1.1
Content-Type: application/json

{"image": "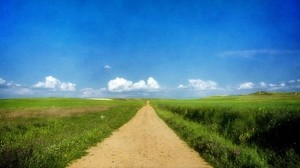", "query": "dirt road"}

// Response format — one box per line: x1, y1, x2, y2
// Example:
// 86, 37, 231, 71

67, 103, 212, 168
